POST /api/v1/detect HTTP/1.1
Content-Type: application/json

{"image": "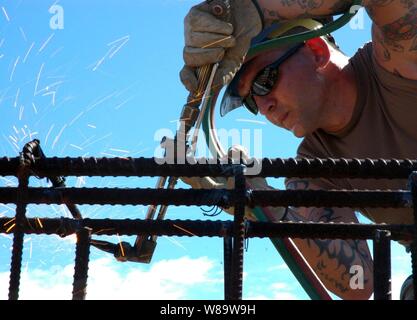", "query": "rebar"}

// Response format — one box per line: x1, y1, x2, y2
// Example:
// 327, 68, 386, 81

373, 230, 392, 300
0, 217, 414, 241
8, 161, 29, 300
72, 227, 92, 300
2, 156, 417, 179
